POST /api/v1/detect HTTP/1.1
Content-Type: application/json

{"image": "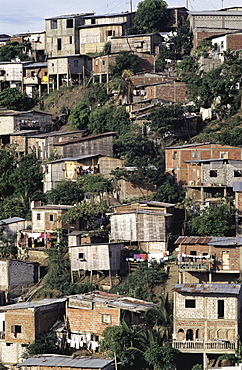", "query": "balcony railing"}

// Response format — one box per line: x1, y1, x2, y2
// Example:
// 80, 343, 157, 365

173, 340, 236, 352
178, 262, 210, 271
